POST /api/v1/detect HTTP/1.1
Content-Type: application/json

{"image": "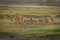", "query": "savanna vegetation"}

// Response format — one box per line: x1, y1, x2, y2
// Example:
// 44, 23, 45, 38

0, 6, 60, 40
